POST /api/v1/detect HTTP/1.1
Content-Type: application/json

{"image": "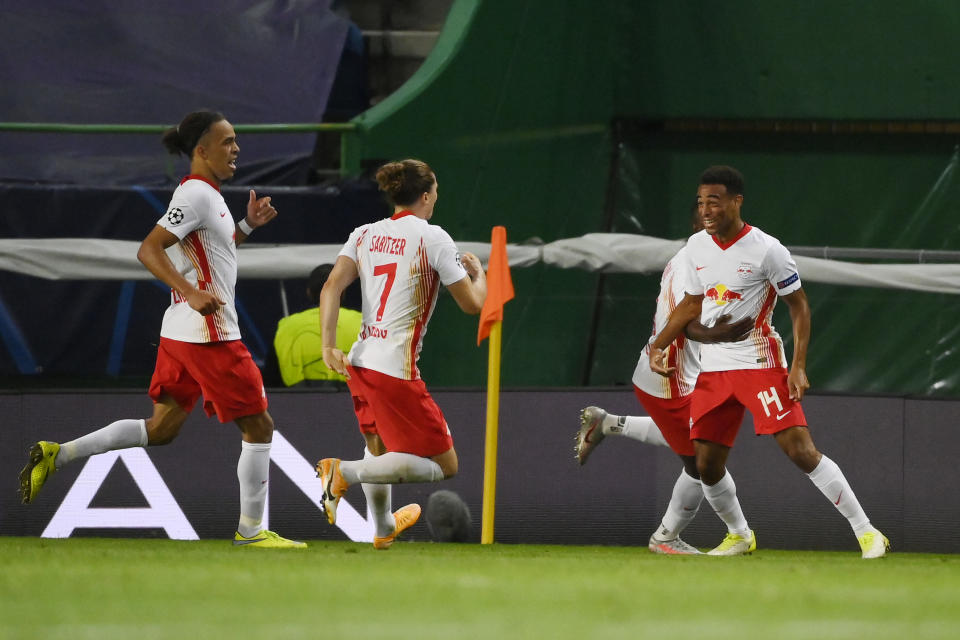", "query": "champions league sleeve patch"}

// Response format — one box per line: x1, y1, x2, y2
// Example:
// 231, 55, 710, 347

166, 207, 184, 225
777, 272, 799, 289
